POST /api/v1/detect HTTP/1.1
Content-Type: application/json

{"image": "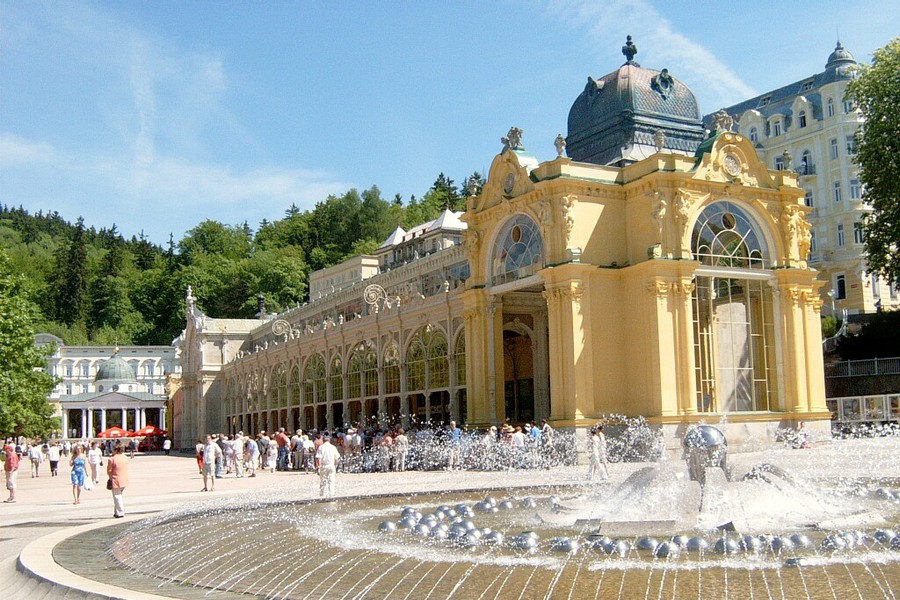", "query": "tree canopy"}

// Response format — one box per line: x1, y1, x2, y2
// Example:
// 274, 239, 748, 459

847, 37, 900, 285
0, 248, 59, 438
0, 170, 477, 348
